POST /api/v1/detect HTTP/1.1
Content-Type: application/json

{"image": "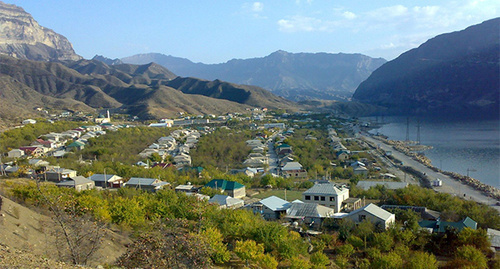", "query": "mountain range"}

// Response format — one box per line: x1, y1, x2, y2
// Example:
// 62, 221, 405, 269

121, 51, 386, 101
353, 18, 500, 118
0, 1, 295, 124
